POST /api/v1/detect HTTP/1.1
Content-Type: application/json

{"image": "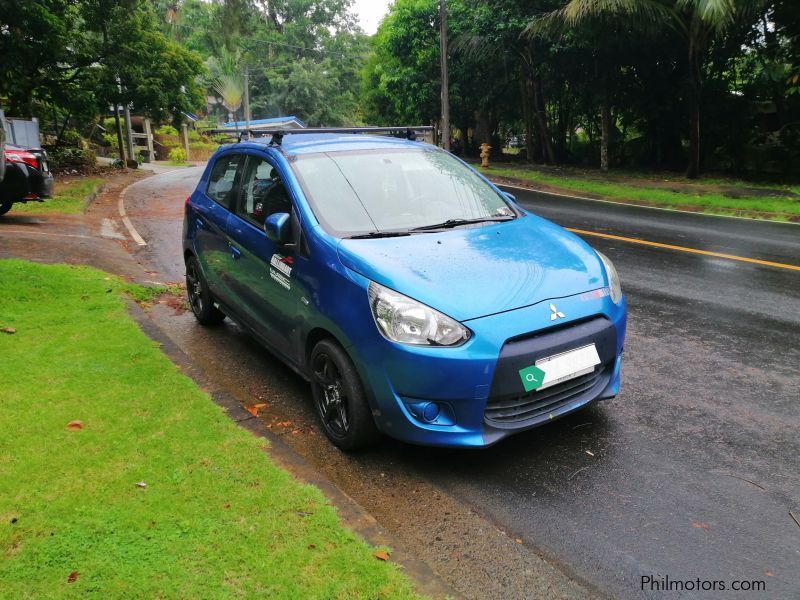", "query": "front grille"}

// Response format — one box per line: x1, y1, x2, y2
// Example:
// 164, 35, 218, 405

485, 365, 607, 425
